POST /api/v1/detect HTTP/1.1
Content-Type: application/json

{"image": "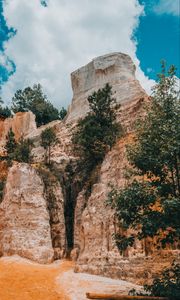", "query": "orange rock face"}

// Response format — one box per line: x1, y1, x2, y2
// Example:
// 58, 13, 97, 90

0, 111, 37, 149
